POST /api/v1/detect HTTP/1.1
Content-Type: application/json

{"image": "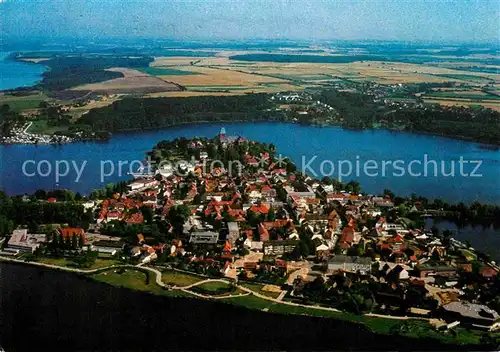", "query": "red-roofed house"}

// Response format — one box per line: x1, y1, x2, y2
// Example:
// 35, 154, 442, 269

59, 228, 85, 244
248, 204, 270, 215
480, 267, 498, 279
125, 213, 144, 224
259, 223, 270, 242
